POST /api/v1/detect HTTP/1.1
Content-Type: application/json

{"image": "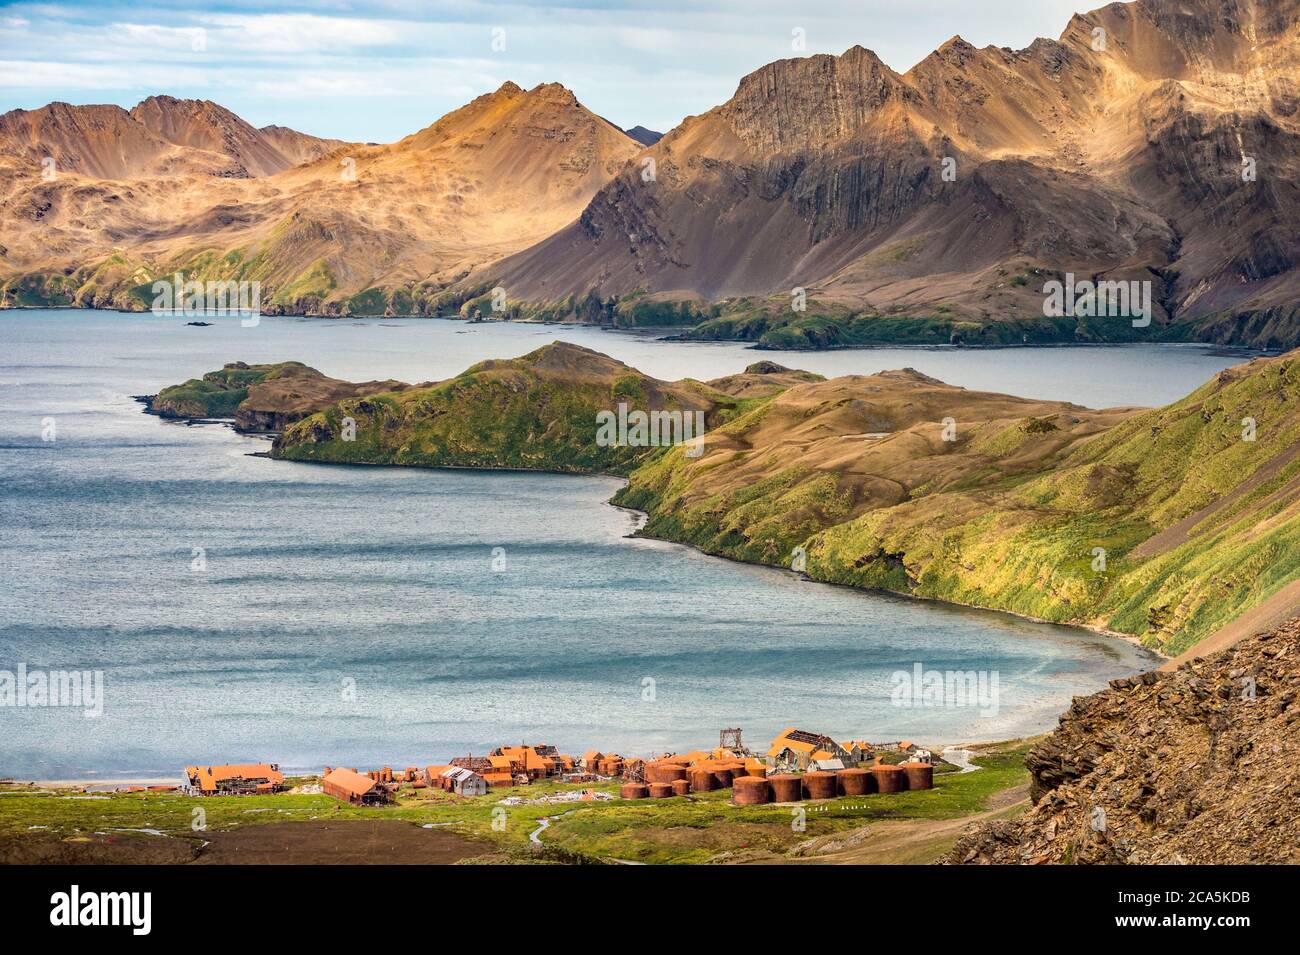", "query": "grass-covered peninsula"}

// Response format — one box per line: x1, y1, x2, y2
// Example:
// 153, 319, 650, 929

270, 344, 796, 474
149, 344, 1300, 656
